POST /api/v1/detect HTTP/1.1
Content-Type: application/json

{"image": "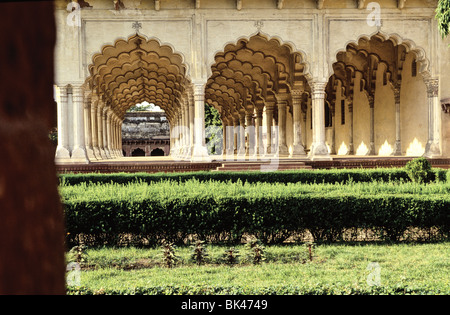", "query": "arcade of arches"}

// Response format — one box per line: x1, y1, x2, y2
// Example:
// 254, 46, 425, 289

53, 0, 450, 164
